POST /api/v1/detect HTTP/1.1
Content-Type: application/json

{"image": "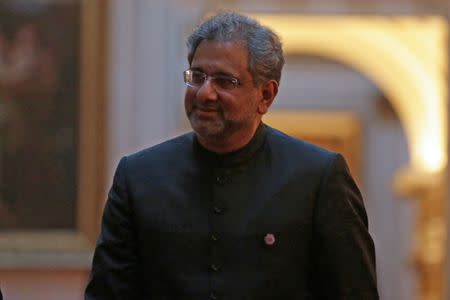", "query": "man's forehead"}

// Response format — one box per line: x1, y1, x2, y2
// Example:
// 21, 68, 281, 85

190, 40, 249, 74
193, 39, 248, 55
